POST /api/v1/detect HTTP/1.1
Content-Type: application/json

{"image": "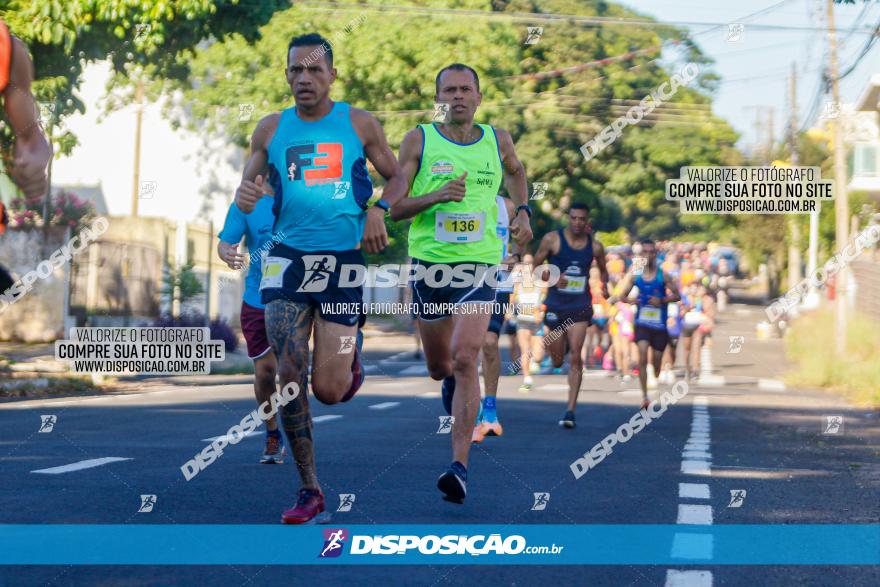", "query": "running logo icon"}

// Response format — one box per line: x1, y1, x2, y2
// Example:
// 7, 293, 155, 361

139, 181, 157, 199
319, 529, 348, 558
822, 415, 844, 435
337, 494, 356, 512
728, 489, 746, 508
134, 23, 151, 40
530, 182, 548, 201
338, 336, 355, 354
38, 415, 57, 433
238, 103, 254, 121
525, 26, 543, 45
822, 101, 841, 120
728, 335, 744, 354
727, 23, 744, 42
432, 103, 450, 123
37, 102, 56, 126
437, 416, 455, 434
333, 181, 350, 200
138, 494, 157, 513
298, 255, 337, 293
632, 257, 647, 275
531, 492, 550, 511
